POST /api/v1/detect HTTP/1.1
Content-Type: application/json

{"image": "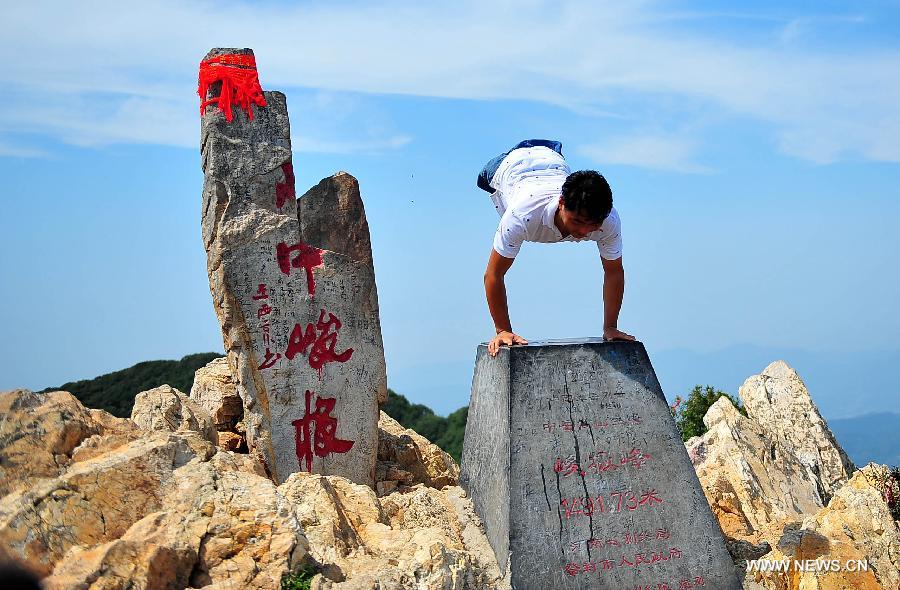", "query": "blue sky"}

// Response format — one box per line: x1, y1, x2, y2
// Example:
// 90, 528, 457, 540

1, 1, 899, 418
